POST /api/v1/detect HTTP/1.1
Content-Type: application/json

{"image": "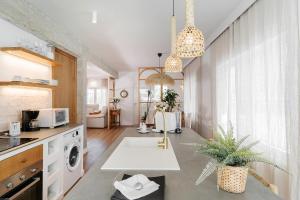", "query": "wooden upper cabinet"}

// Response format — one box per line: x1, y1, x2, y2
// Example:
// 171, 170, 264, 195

52, 48, 77, 123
